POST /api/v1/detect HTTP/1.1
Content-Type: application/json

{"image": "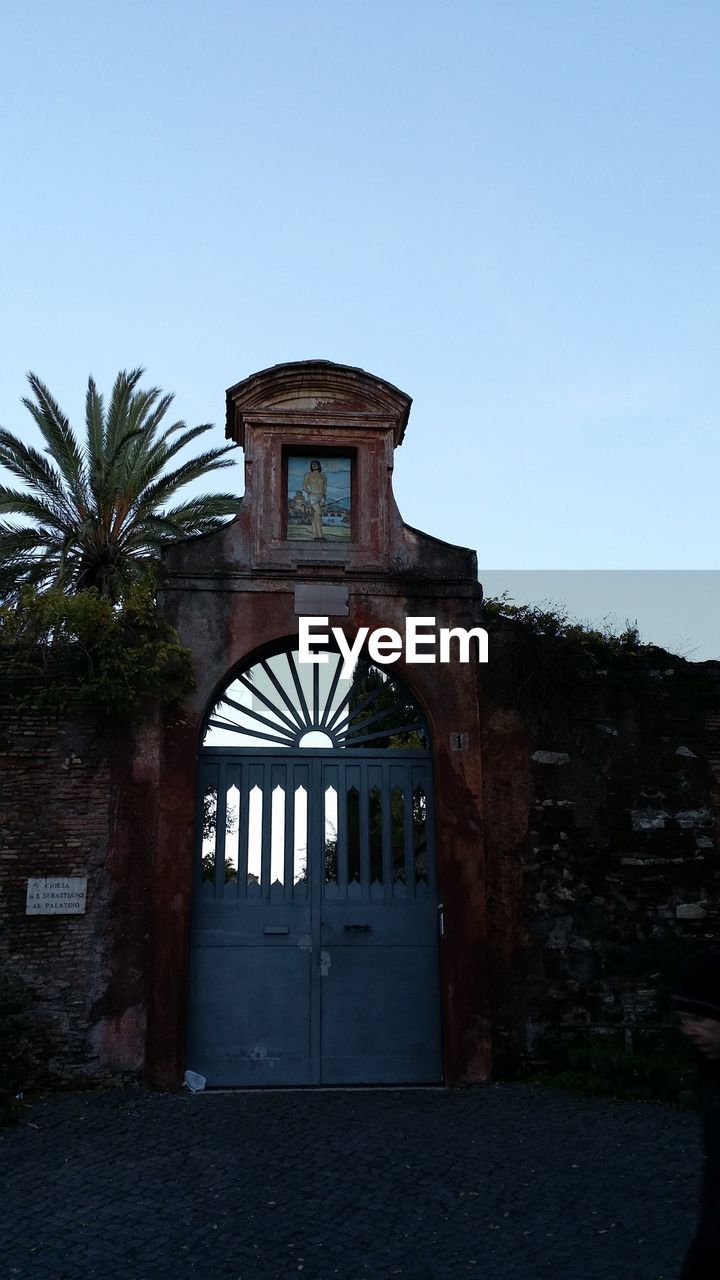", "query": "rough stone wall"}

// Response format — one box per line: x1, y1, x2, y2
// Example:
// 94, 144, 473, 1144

0, 687, 148, 1088
483, 636, 720, 1073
